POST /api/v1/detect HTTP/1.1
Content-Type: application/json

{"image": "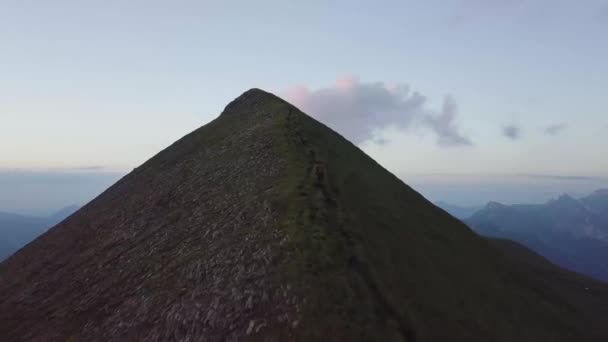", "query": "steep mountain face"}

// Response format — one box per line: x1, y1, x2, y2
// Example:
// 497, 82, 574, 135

467, 192, 608, 281
0, 206, 79, 260
1, 89, 607, 341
